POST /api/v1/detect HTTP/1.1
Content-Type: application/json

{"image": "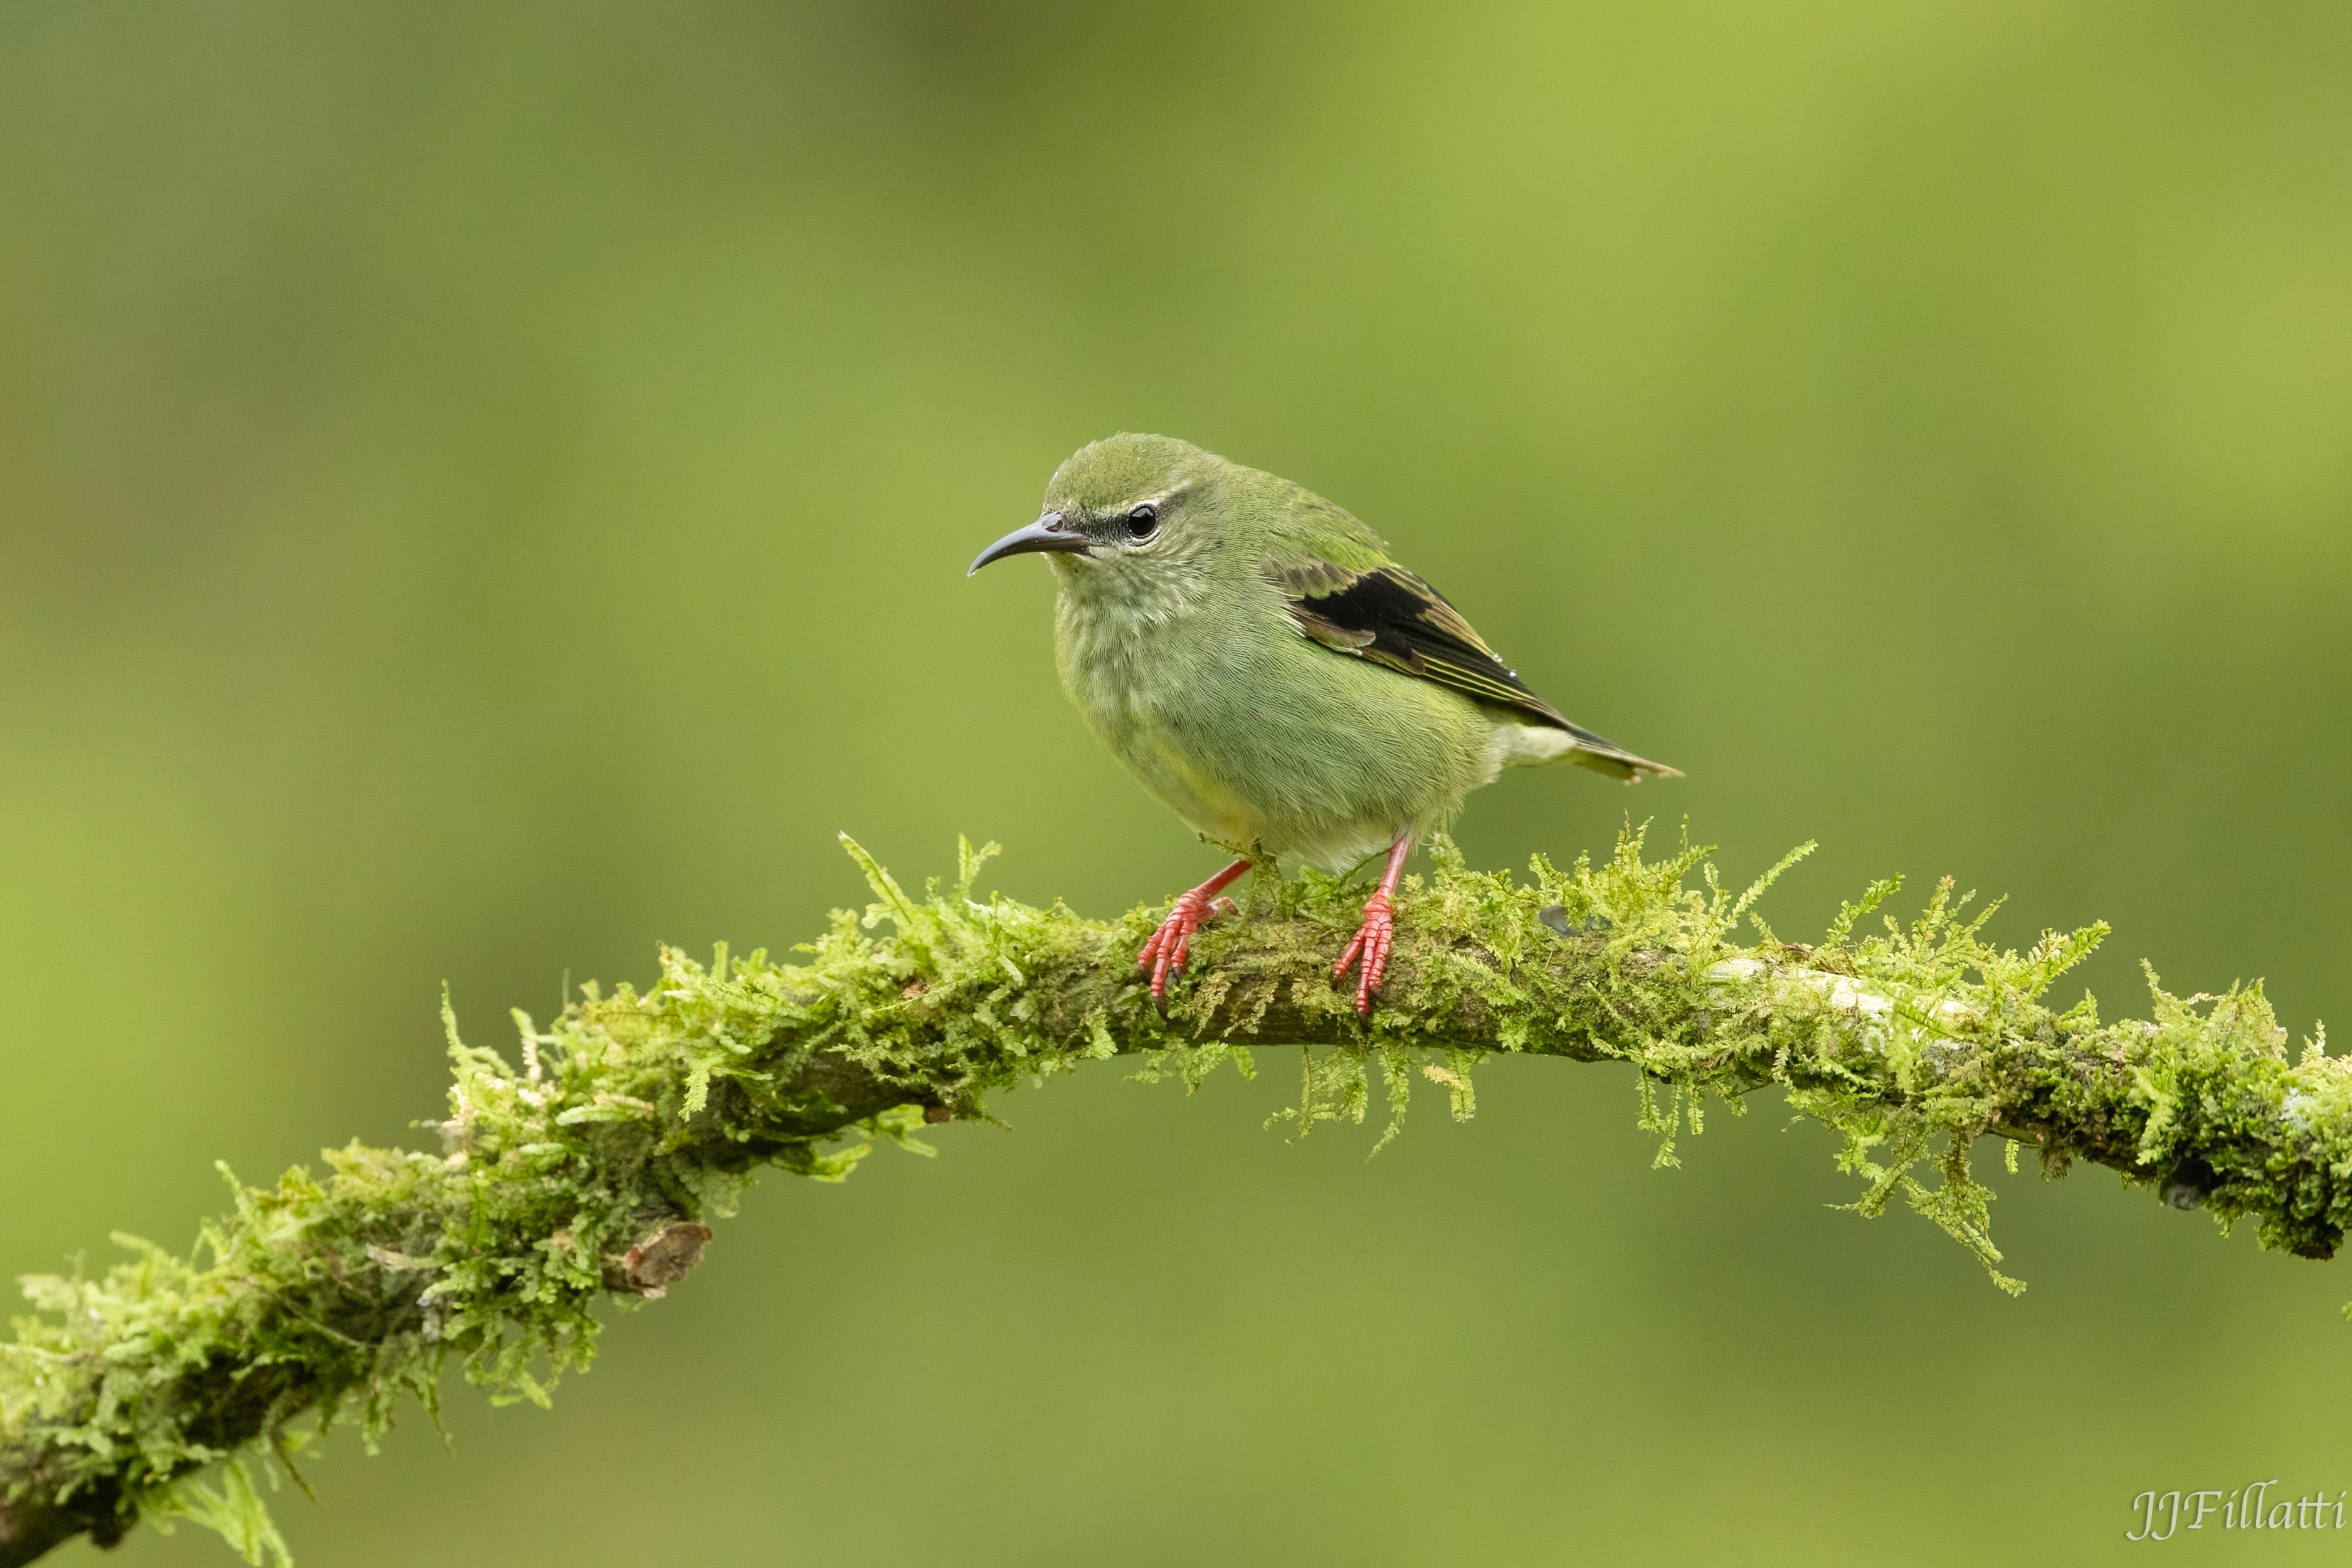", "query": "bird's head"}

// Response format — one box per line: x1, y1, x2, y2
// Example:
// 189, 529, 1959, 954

968, 433, 1231, 595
